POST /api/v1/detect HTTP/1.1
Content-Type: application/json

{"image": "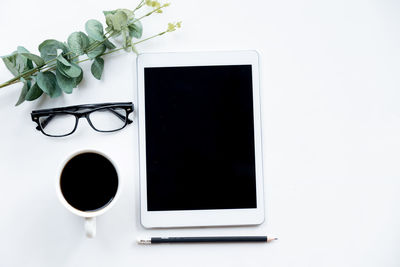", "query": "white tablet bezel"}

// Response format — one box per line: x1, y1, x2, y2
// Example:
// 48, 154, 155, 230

137, 51, 264, 228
